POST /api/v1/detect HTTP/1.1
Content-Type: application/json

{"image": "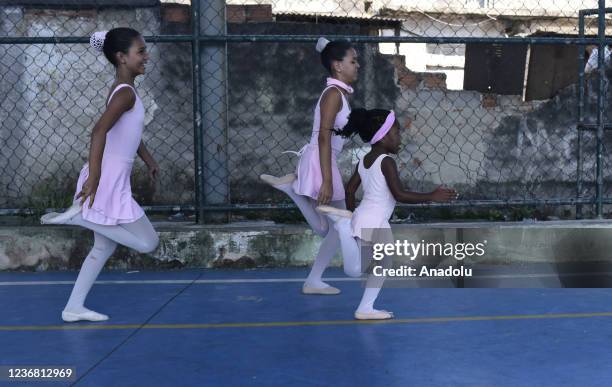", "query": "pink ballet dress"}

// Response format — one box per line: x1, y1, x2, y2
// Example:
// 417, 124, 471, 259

288, 81, 351, 201
351, 154, 397, 242
74, 84, 145, 225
